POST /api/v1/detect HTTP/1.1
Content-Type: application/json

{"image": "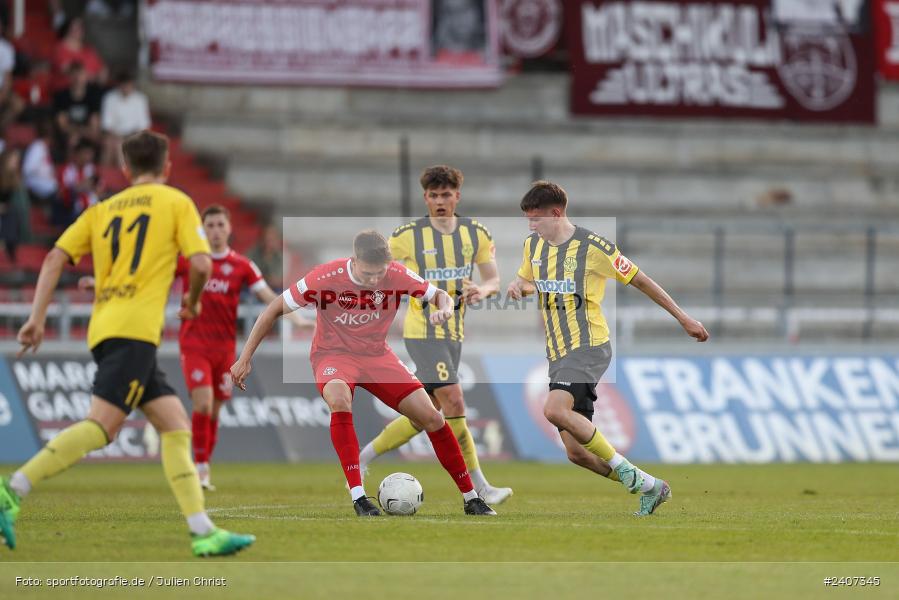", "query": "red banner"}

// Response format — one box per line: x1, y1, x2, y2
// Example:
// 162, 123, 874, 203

875, 0, 899, 79
566, 0, 876, 123
145, 0, 502, 88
